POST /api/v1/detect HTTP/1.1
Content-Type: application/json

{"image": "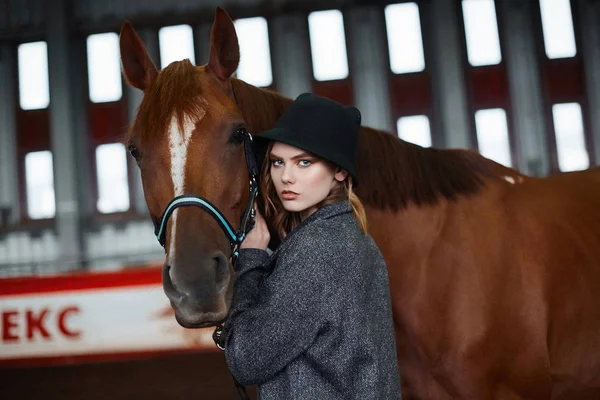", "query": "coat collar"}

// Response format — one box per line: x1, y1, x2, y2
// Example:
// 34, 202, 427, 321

268, 201, 352, 258
280, 200, 351, 244
303, 200, 352, 223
